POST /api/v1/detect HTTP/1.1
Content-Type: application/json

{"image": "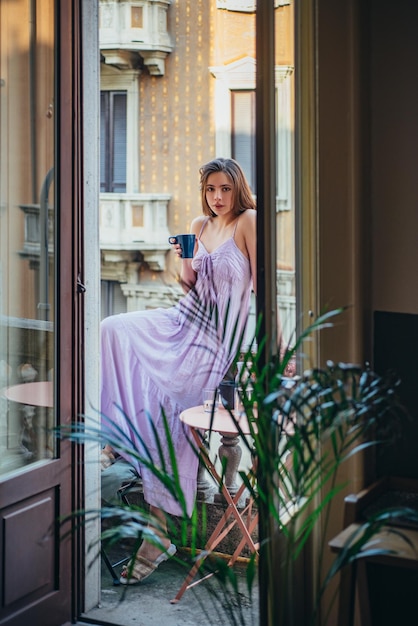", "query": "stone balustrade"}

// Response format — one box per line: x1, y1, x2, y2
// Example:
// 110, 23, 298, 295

99, 0, 173, 75
100, 192, 171, 271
